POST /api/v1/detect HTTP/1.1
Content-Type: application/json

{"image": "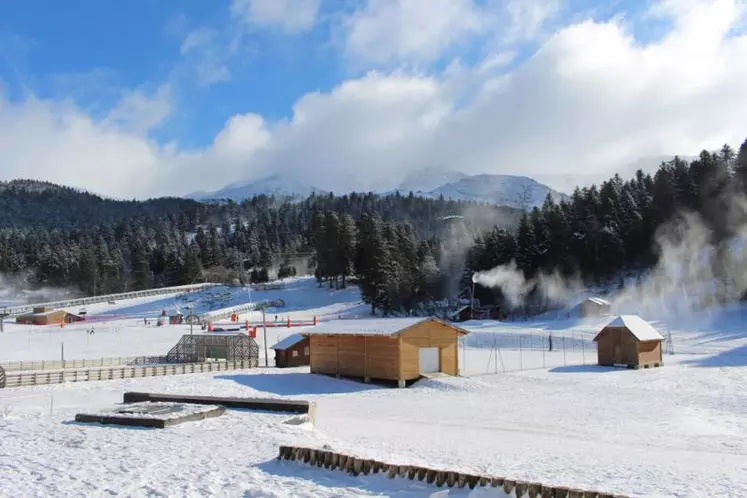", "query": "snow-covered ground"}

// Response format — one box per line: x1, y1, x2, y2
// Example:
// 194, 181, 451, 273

0, 277, 365, 363
1, 358, 745, 497
2, 278, 747, 497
